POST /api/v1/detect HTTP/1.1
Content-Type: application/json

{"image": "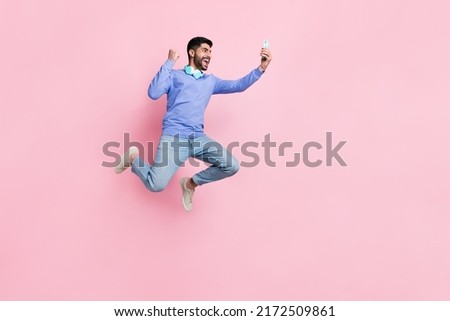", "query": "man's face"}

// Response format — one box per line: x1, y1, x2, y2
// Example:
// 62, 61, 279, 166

192, 43, 212, 71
